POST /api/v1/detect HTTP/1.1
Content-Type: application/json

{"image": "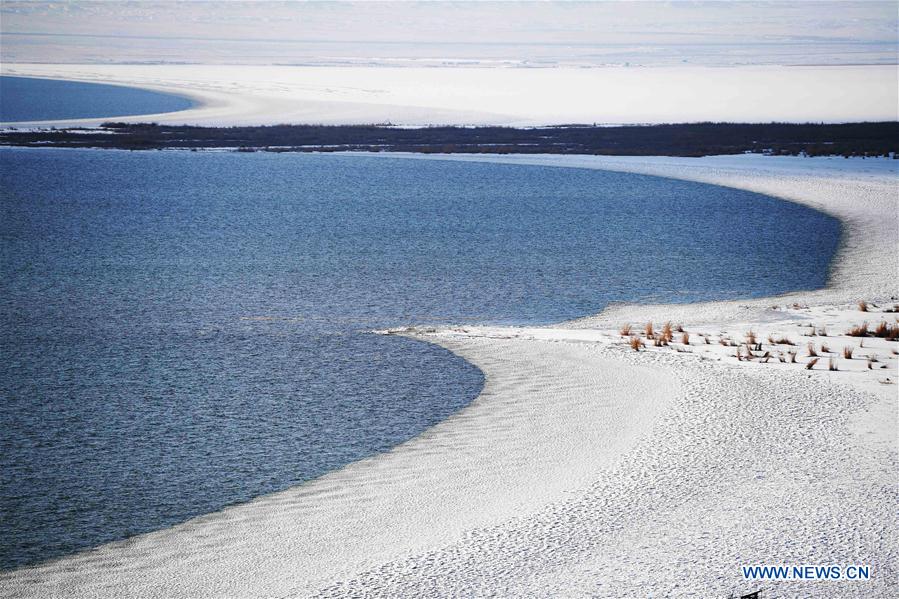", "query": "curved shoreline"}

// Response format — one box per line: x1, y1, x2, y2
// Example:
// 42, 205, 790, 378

0, 66, 509, 127
362, 153, 898, 309
1, 154, 896, 597
0, 74, 210, 128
